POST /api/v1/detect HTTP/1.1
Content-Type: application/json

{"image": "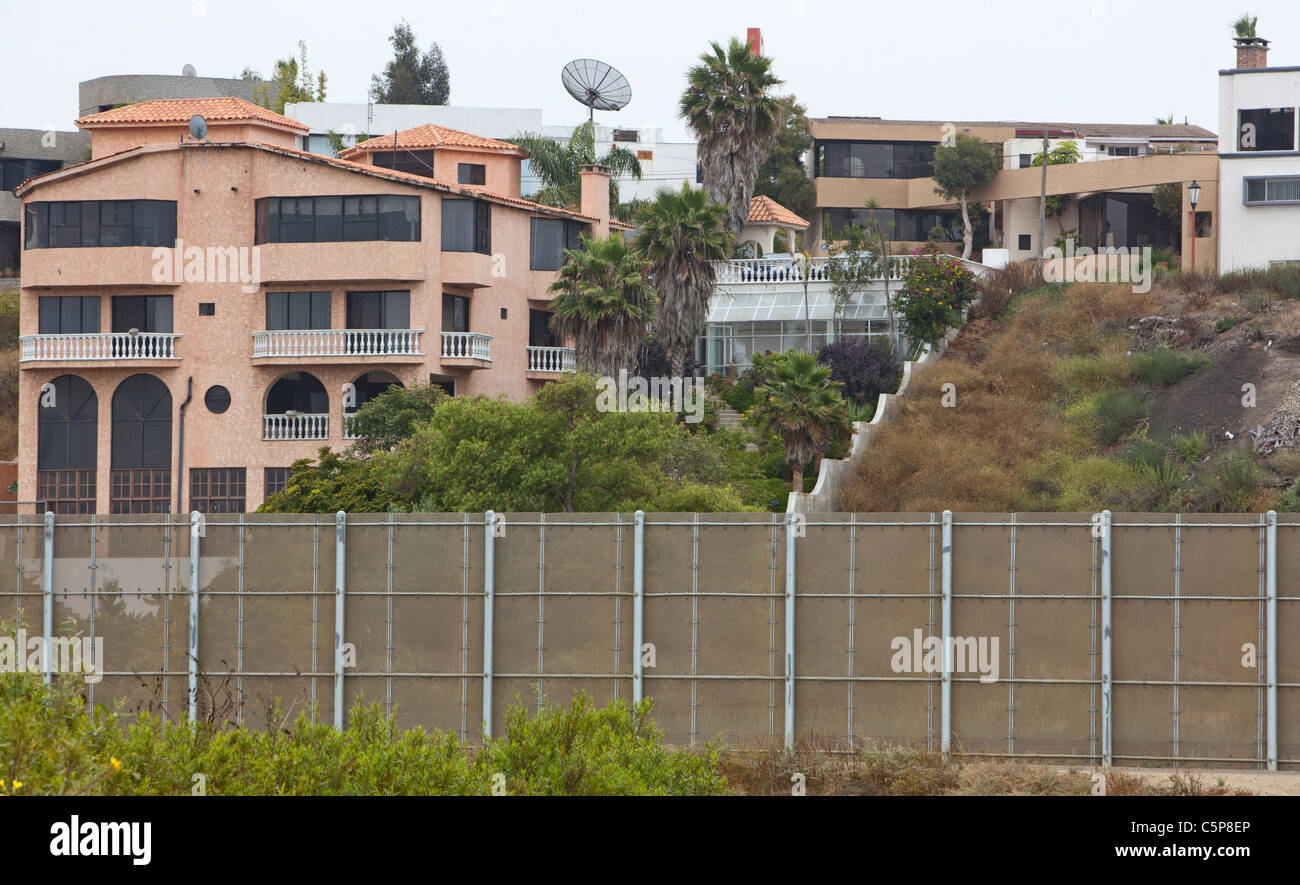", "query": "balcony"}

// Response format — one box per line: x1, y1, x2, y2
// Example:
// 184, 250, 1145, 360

713, 255, 915, 288
20, 332, 181, 364
439, 331, 492, 367
440, 251, 495, 288
526, 346, 576, 376
263, 413, 329, 441
251, 329, 424, 362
